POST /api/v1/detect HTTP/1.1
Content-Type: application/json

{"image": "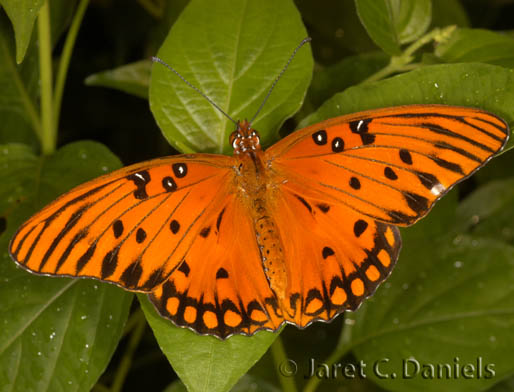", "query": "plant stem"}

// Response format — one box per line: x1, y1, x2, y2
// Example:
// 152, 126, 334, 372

0, 35, 43, 141
137, 0, 165, 19
362, 25, 457, 84
37, 1, 55, 155
53, 0, 90, 135
303, 313, 357, 392
110, 310, 146, 392
271, 336, 297, 392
